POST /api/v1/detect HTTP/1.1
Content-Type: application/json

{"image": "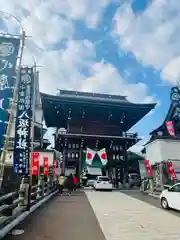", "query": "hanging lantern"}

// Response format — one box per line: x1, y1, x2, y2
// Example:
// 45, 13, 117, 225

75, 153, 79, 159
113, 154, 115, 160
68, 143, 71, 149
116, 146, 119, 151
72, 152, 75, 159
76, 143, 79, 149
72, 144, 75, 148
